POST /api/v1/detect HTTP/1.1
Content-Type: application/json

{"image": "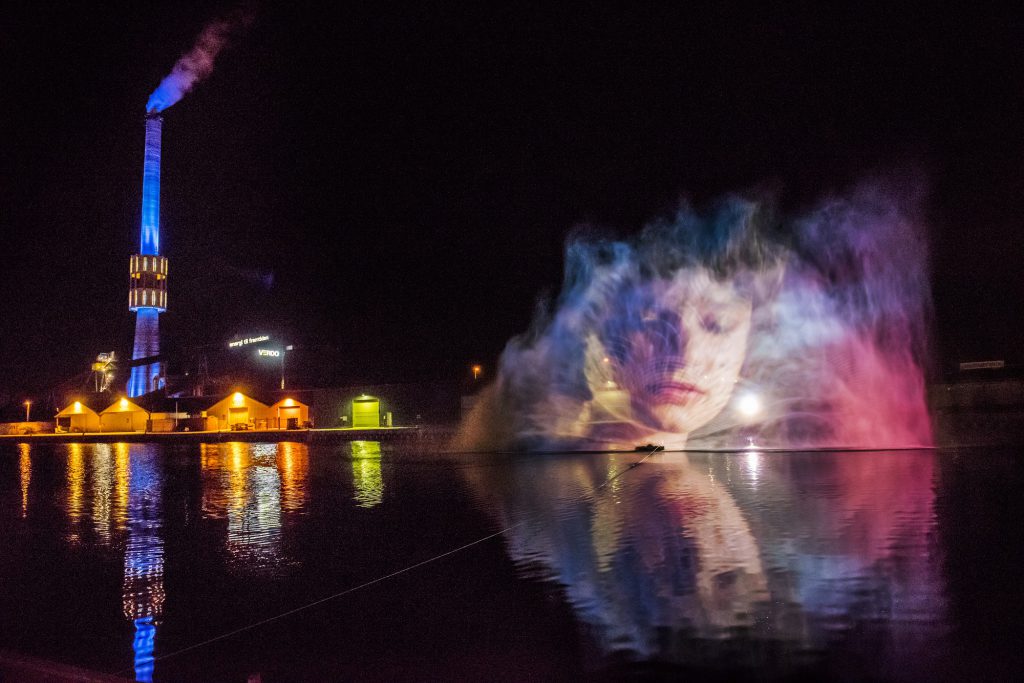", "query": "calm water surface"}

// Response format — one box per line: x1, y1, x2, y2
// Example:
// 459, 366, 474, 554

0, 441, 1021, 681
